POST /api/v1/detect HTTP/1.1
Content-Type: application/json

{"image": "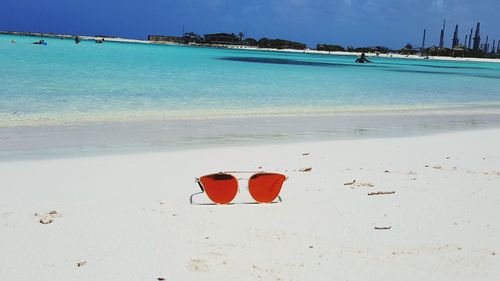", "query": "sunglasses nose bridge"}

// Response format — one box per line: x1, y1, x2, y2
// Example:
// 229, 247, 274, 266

236, 178, 249, 194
